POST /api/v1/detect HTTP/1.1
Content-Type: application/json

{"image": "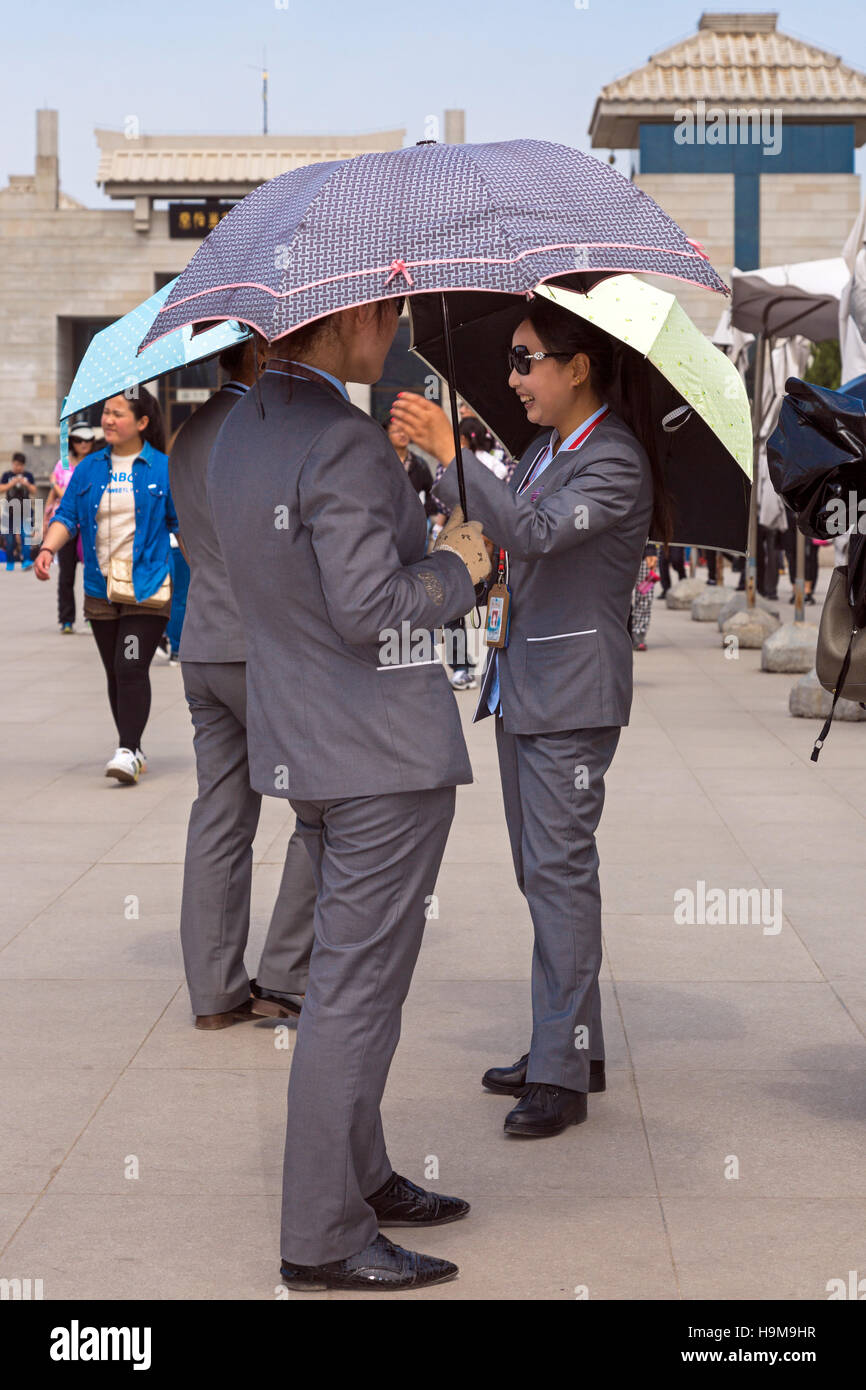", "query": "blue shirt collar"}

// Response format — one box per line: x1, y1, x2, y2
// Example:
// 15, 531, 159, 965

91, 438, 164, 469
265, 360, 350, 402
